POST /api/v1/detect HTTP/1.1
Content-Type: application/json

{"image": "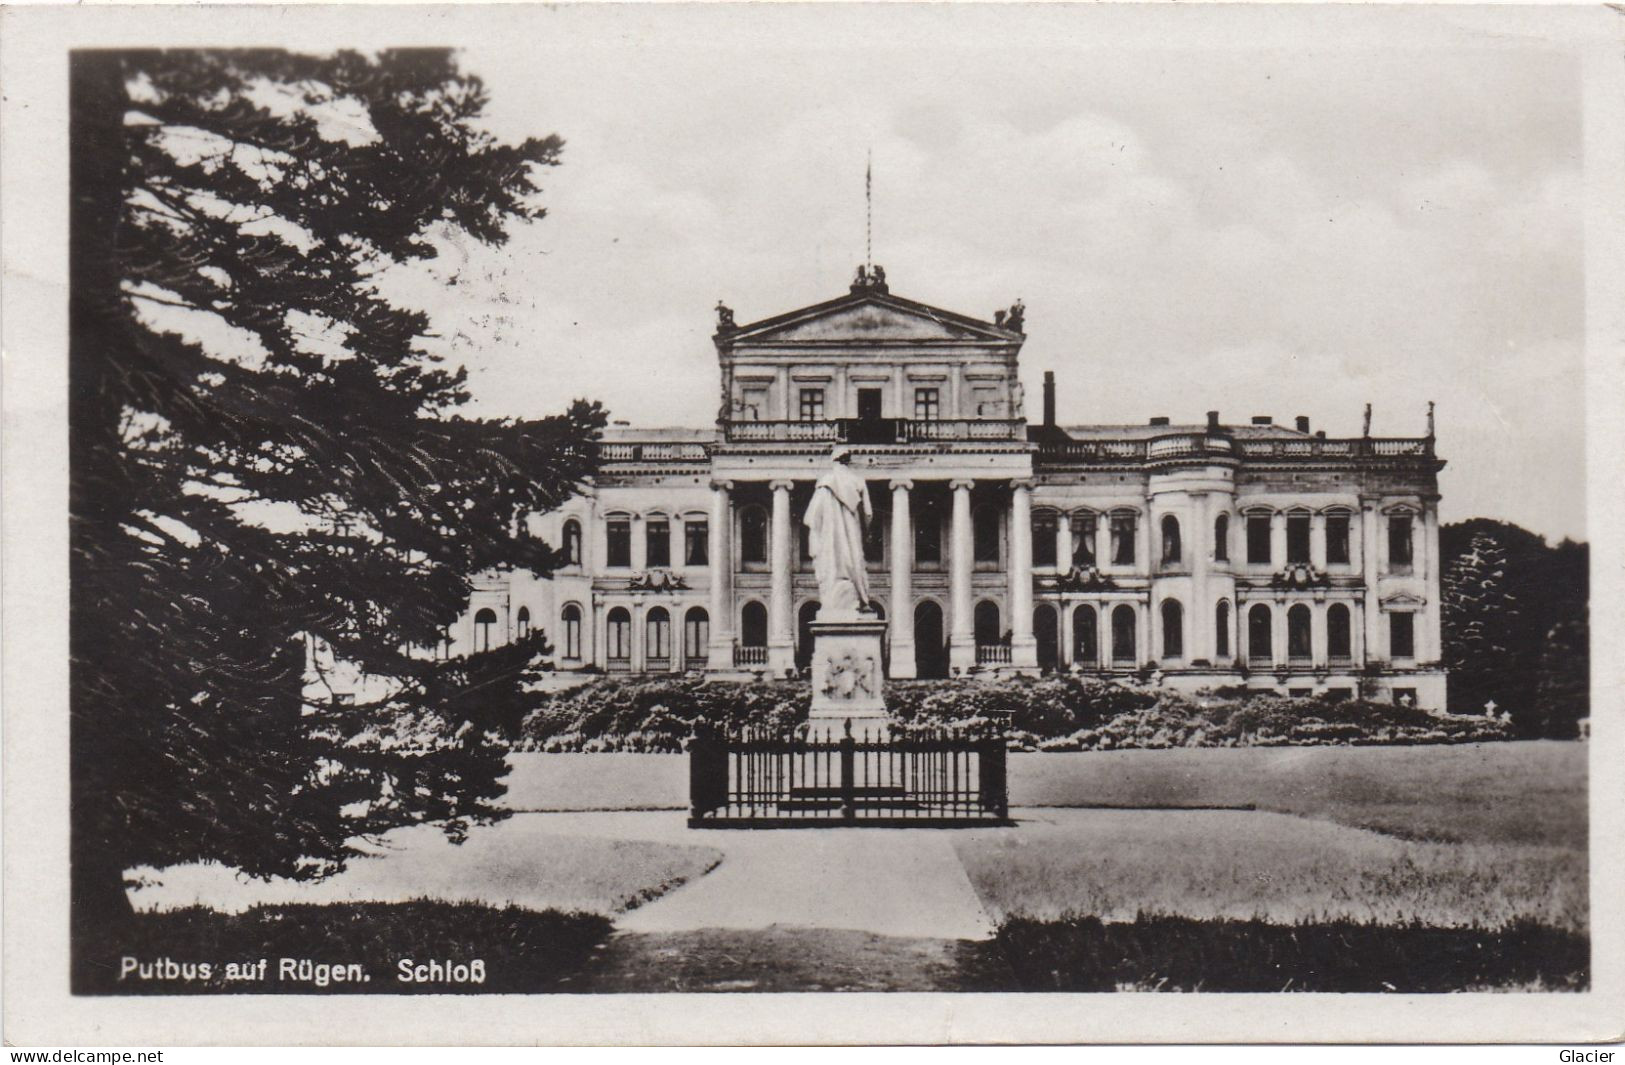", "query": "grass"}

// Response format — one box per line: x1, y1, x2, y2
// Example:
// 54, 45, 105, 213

994, 914, 1589, 992
954, 810, 1588, 933
1007, 741, 1587, 847
130, 823, 723, 917
75, 902, 612, 995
